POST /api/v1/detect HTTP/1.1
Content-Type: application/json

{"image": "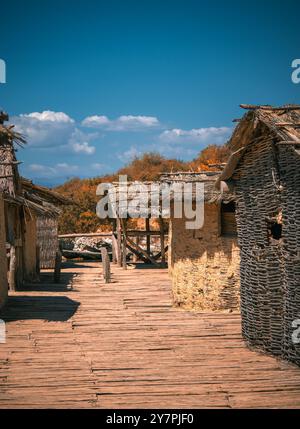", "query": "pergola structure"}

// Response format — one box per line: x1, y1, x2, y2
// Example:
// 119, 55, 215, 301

107, 181, 168, 268
110, 182, 168, 269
